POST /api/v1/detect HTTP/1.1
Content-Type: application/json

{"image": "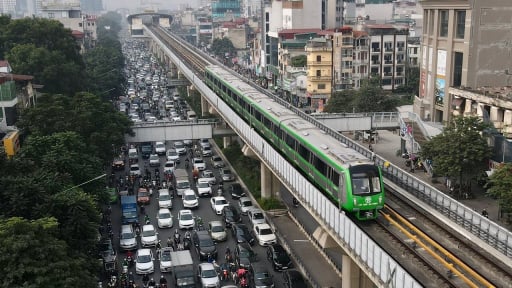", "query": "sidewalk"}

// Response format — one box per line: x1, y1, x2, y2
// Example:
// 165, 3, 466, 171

370, 129, 511, 230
